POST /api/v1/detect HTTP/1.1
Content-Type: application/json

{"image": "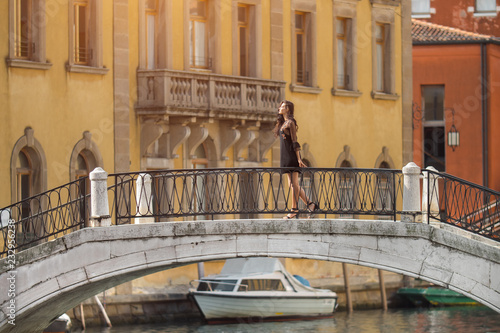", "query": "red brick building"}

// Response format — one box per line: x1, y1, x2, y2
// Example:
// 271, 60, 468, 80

412, 0, 500, 36
412, 19, 500, 191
